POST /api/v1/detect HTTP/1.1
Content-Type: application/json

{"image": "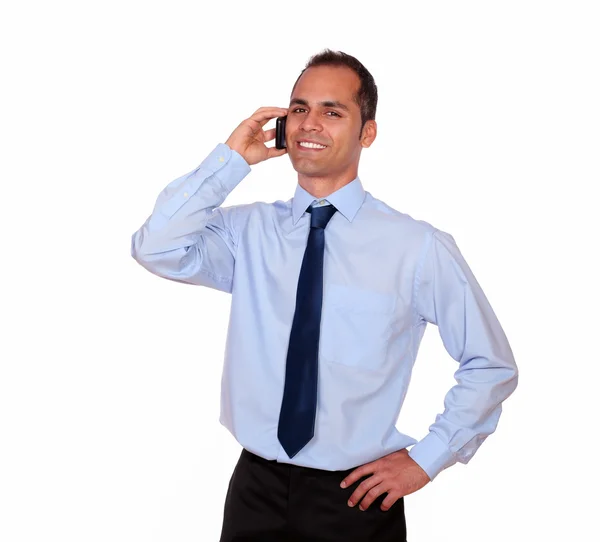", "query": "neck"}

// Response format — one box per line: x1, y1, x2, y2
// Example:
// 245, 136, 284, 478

297, 168, 358, 199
